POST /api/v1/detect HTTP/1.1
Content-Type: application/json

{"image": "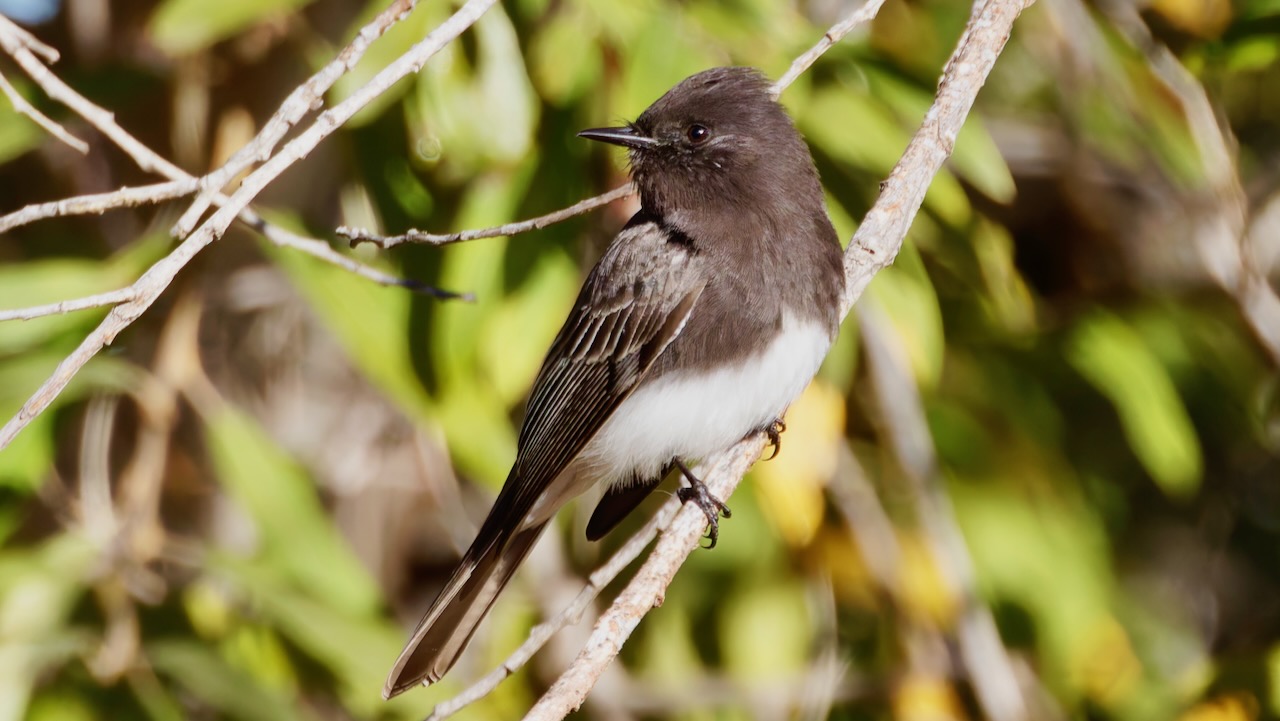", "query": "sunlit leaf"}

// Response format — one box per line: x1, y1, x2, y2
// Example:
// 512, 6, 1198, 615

719, 581, 810, 680
203, 405, 381, 616
865, 244, 946, 389
148, 640, 305, 721
1067, 310, 1203, 498
752, 380, 844, 547
149, 0, 316, 55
